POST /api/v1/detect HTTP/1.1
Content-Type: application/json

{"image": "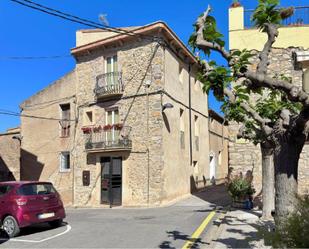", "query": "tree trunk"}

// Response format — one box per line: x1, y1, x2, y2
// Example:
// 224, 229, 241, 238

261, 142, 274, 220
273, 139, 304, 225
